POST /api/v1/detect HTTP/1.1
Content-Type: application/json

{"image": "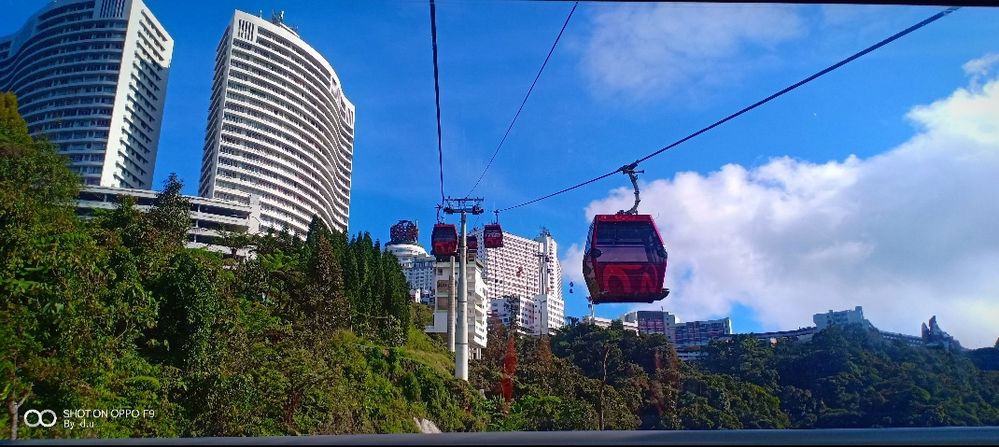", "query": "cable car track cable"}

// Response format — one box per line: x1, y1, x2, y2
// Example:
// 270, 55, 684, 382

496, 6, 960, 213
430, 0, 446, 205
467, 1, 579, 196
